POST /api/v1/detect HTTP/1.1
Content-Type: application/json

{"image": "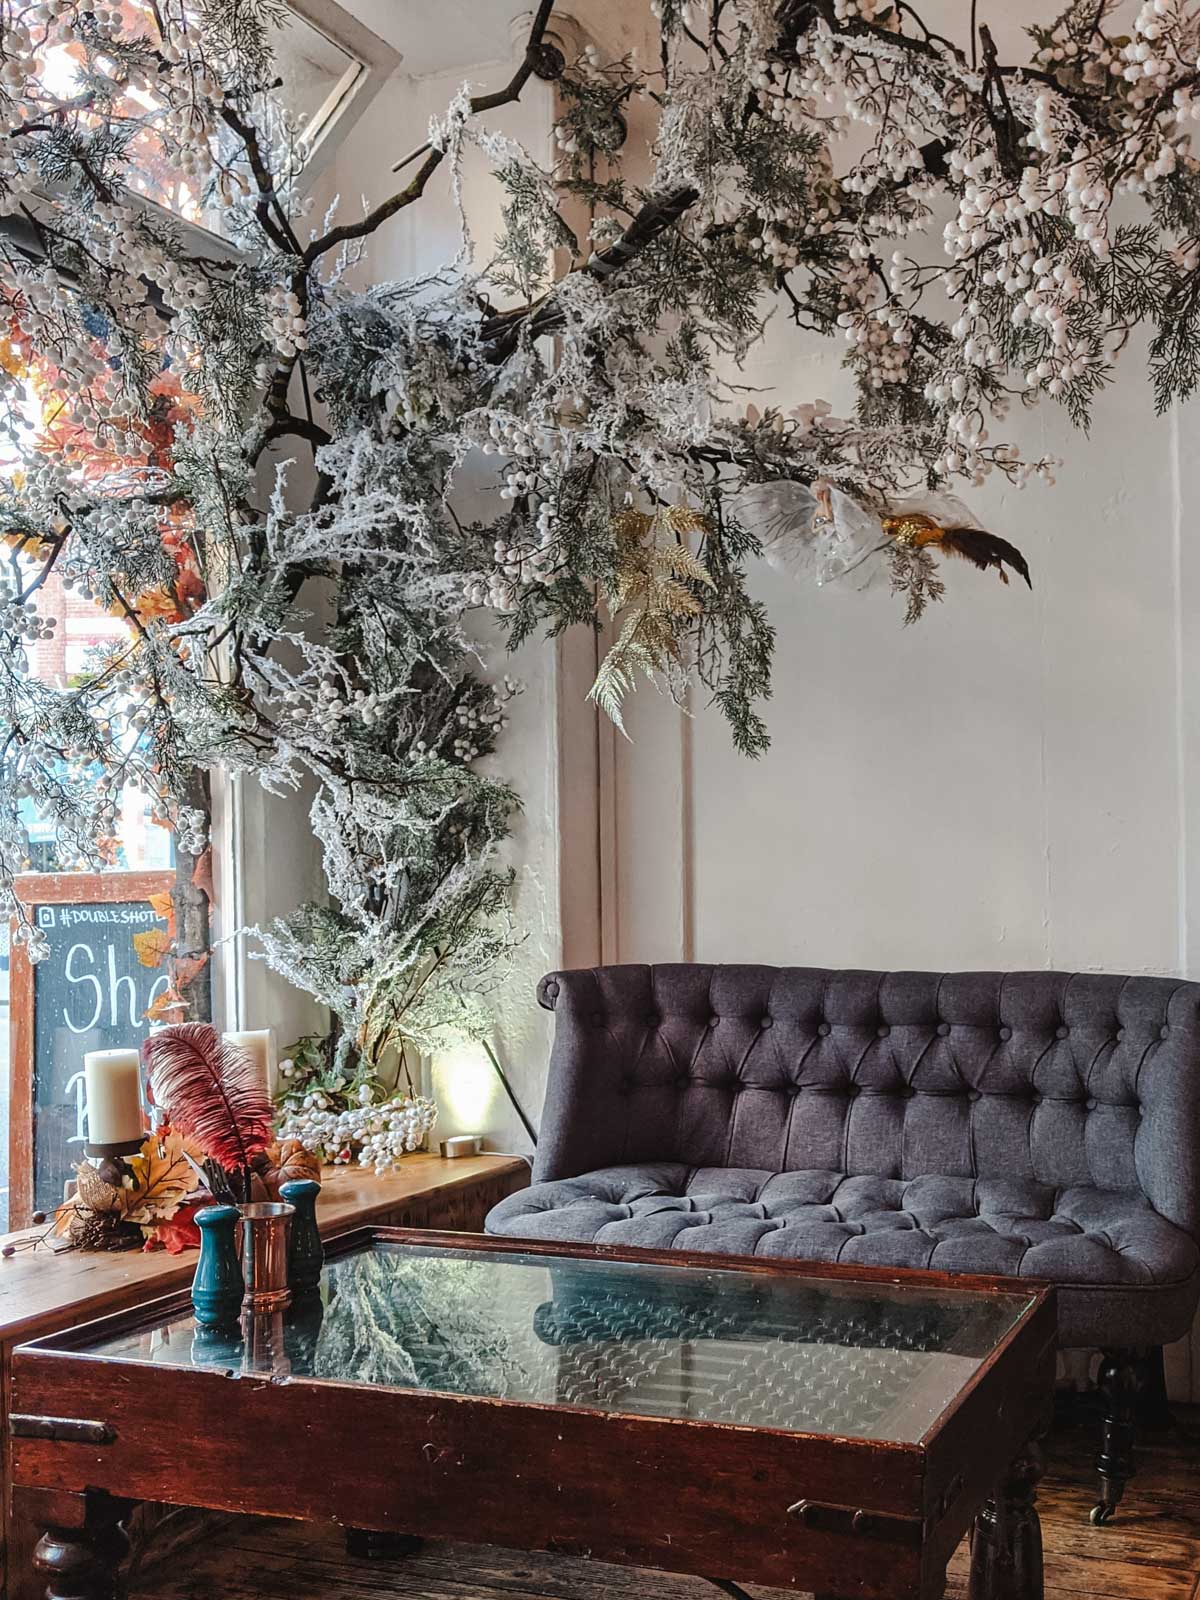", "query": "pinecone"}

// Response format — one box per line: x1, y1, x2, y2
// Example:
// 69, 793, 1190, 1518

69, 1211, 143, 1252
